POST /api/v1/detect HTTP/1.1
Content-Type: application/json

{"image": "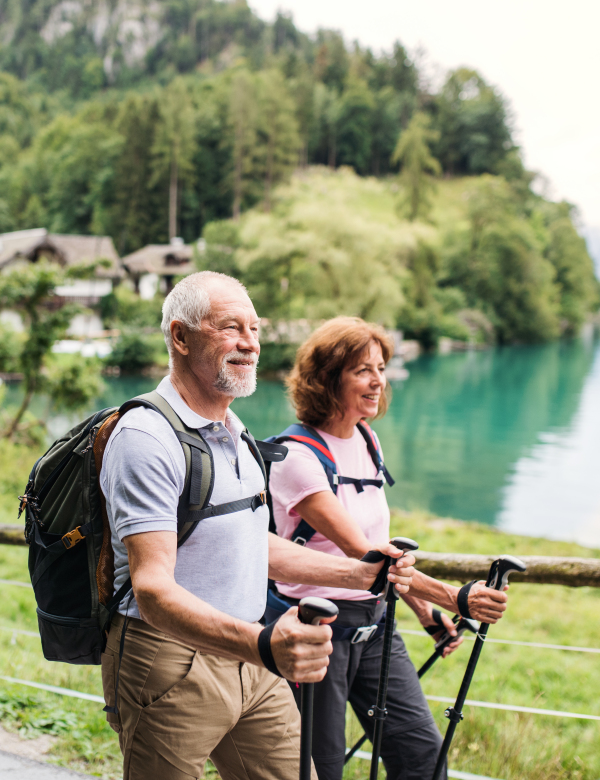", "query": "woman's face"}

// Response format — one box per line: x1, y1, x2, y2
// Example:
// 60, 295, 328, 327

338, 340, 386, 422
